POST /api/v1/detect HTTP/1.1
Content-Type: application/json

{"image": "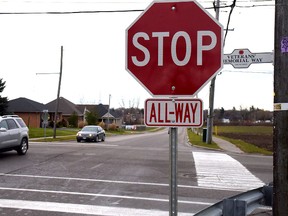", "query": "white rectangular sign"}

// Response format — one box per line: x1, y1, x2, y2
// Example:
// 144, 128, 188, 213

145, 98, 203, 127
223, 49, 273, 68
